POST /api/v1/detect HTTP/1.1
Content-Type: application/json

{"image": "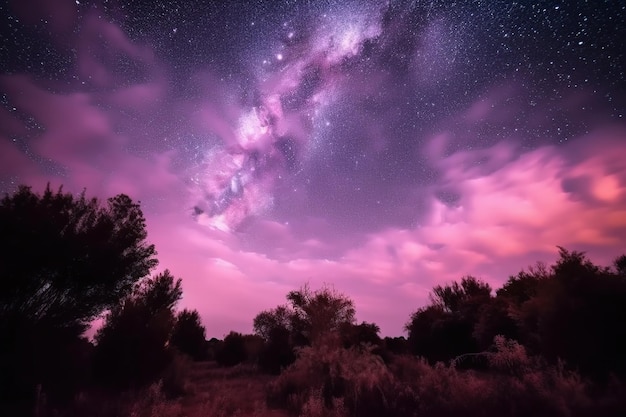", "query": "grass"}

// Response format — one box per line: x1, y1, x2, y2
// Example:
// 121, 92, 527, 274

178, 361, 288, 417
60, 361, 288, 417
